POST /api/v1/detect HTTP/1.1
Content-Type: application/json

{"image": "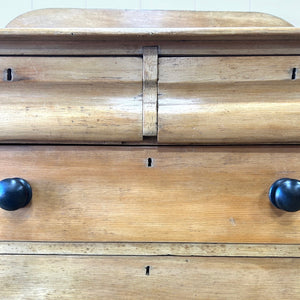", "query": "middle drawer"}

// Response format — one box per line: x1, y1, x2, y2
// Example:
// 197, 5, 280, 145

0, 145, 299, 243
